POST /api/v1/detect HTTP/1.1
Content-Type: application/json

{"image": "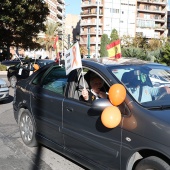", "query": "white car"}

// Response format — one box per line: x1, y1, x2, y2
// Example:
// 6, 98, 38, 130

0, 78, 9, 101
